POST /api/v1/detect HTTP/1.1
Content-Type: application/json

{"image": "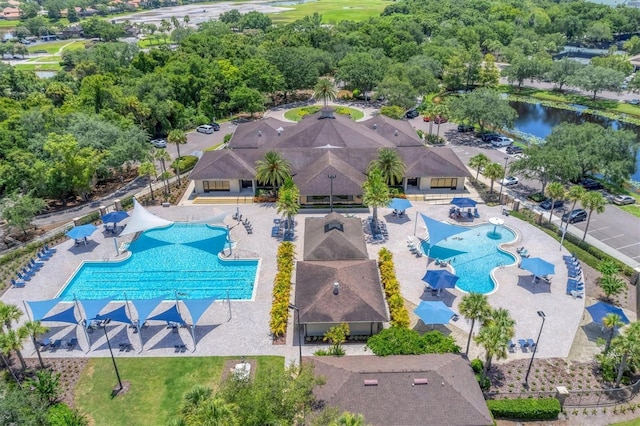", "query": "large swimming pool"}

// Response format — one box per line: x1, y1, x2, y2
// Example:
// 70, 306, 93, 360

421, 224, 516, 294
58, 223, 259, 301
